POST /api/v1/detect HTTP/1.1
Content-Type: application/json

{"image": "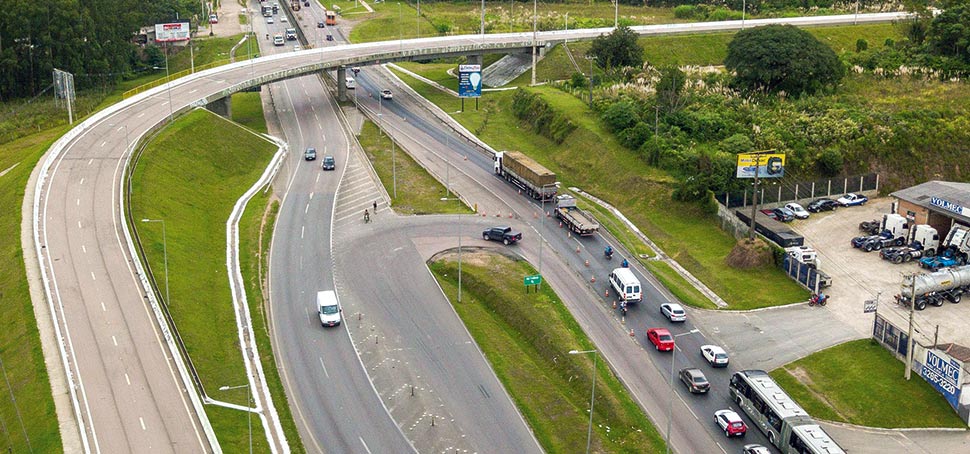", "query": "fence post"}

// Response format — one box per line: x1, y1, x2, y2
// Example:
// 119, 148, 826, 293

827, 179, 831, 196
794, 183, 799, 200
743, 189, 748, 207
860, 175, 864, 192
844, 178, 848, 194
876, 173, 880, 192
724, 193, 729, 206
811, 182, 815, 198
778, 185, 782, 203
761, 187, 765, 205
